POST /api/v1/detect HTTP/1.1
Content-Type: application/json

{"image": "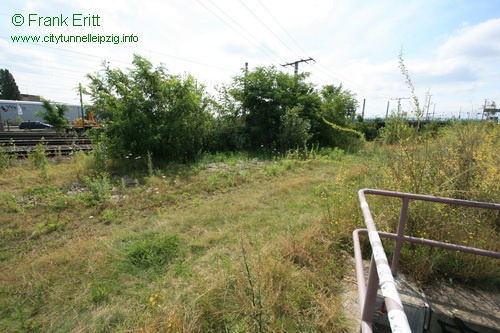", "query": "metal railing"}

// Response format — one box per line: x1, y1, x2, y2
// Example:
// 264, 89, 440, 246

353, 189, 500, 333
